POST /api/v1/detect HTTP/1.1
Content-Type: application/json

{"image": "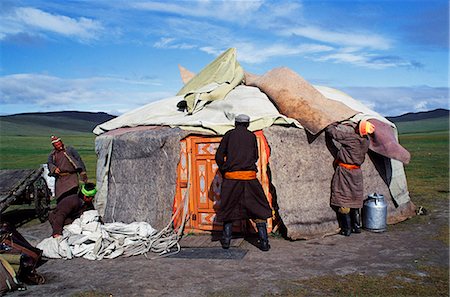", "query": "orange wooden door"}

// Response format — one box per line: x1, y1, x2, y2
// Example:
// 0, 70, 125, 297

190, 137, 222, 231
173, 132, 273, 233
